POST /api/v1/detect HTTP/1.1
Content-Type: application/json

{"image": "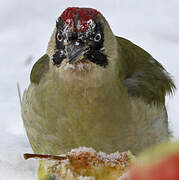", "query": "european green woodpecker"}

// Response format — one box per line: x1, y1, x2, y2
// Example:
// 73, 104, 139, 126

22, 7, 175, 155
